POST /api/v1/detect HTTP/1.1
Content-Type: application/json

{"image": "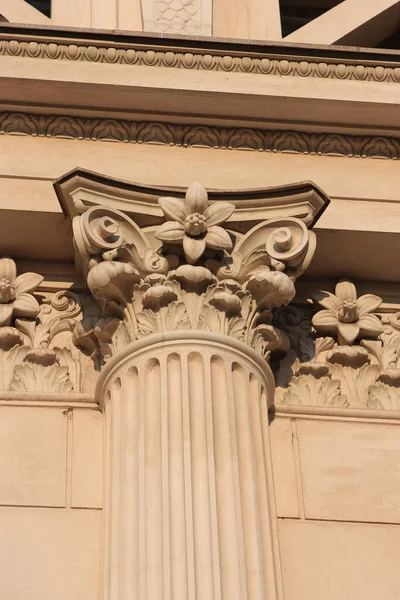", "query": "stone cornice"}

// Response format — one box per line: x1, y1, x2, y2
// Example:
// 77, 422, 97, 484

2, 111, 400, 160
1, 23, 400, 84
